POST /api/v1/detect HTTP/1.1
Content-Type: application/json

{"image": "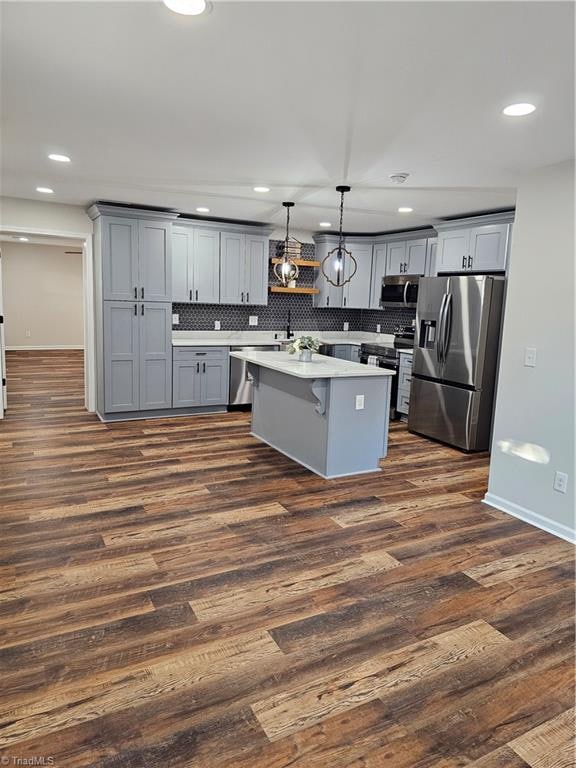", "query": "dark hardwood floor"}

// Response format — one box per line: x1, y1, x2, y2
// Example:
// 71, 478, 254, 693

0, 350, 574, 767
